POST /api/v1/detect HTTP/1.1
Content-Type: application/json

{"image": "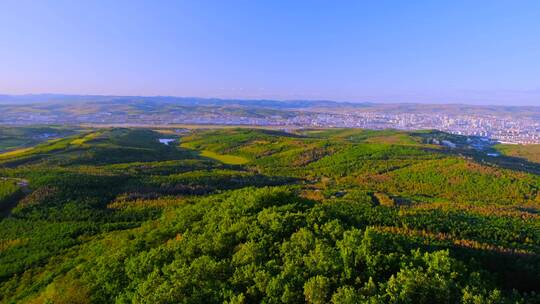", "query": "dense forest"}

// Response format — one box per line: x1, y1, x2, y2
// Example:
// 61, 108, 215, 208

0, 127, 539, 303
